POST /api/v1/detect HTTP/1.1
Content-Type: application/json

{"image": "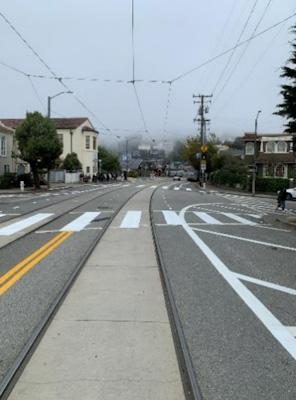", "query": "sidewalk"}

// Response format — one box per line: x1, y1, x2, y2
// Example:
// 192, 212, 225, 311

9, 188, 185, 400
